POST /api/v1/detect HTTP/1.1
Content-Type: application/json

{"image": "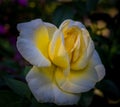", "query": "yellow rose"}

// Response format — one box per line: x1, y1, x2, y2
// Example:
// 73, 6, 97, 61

17, 19, 105, 105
